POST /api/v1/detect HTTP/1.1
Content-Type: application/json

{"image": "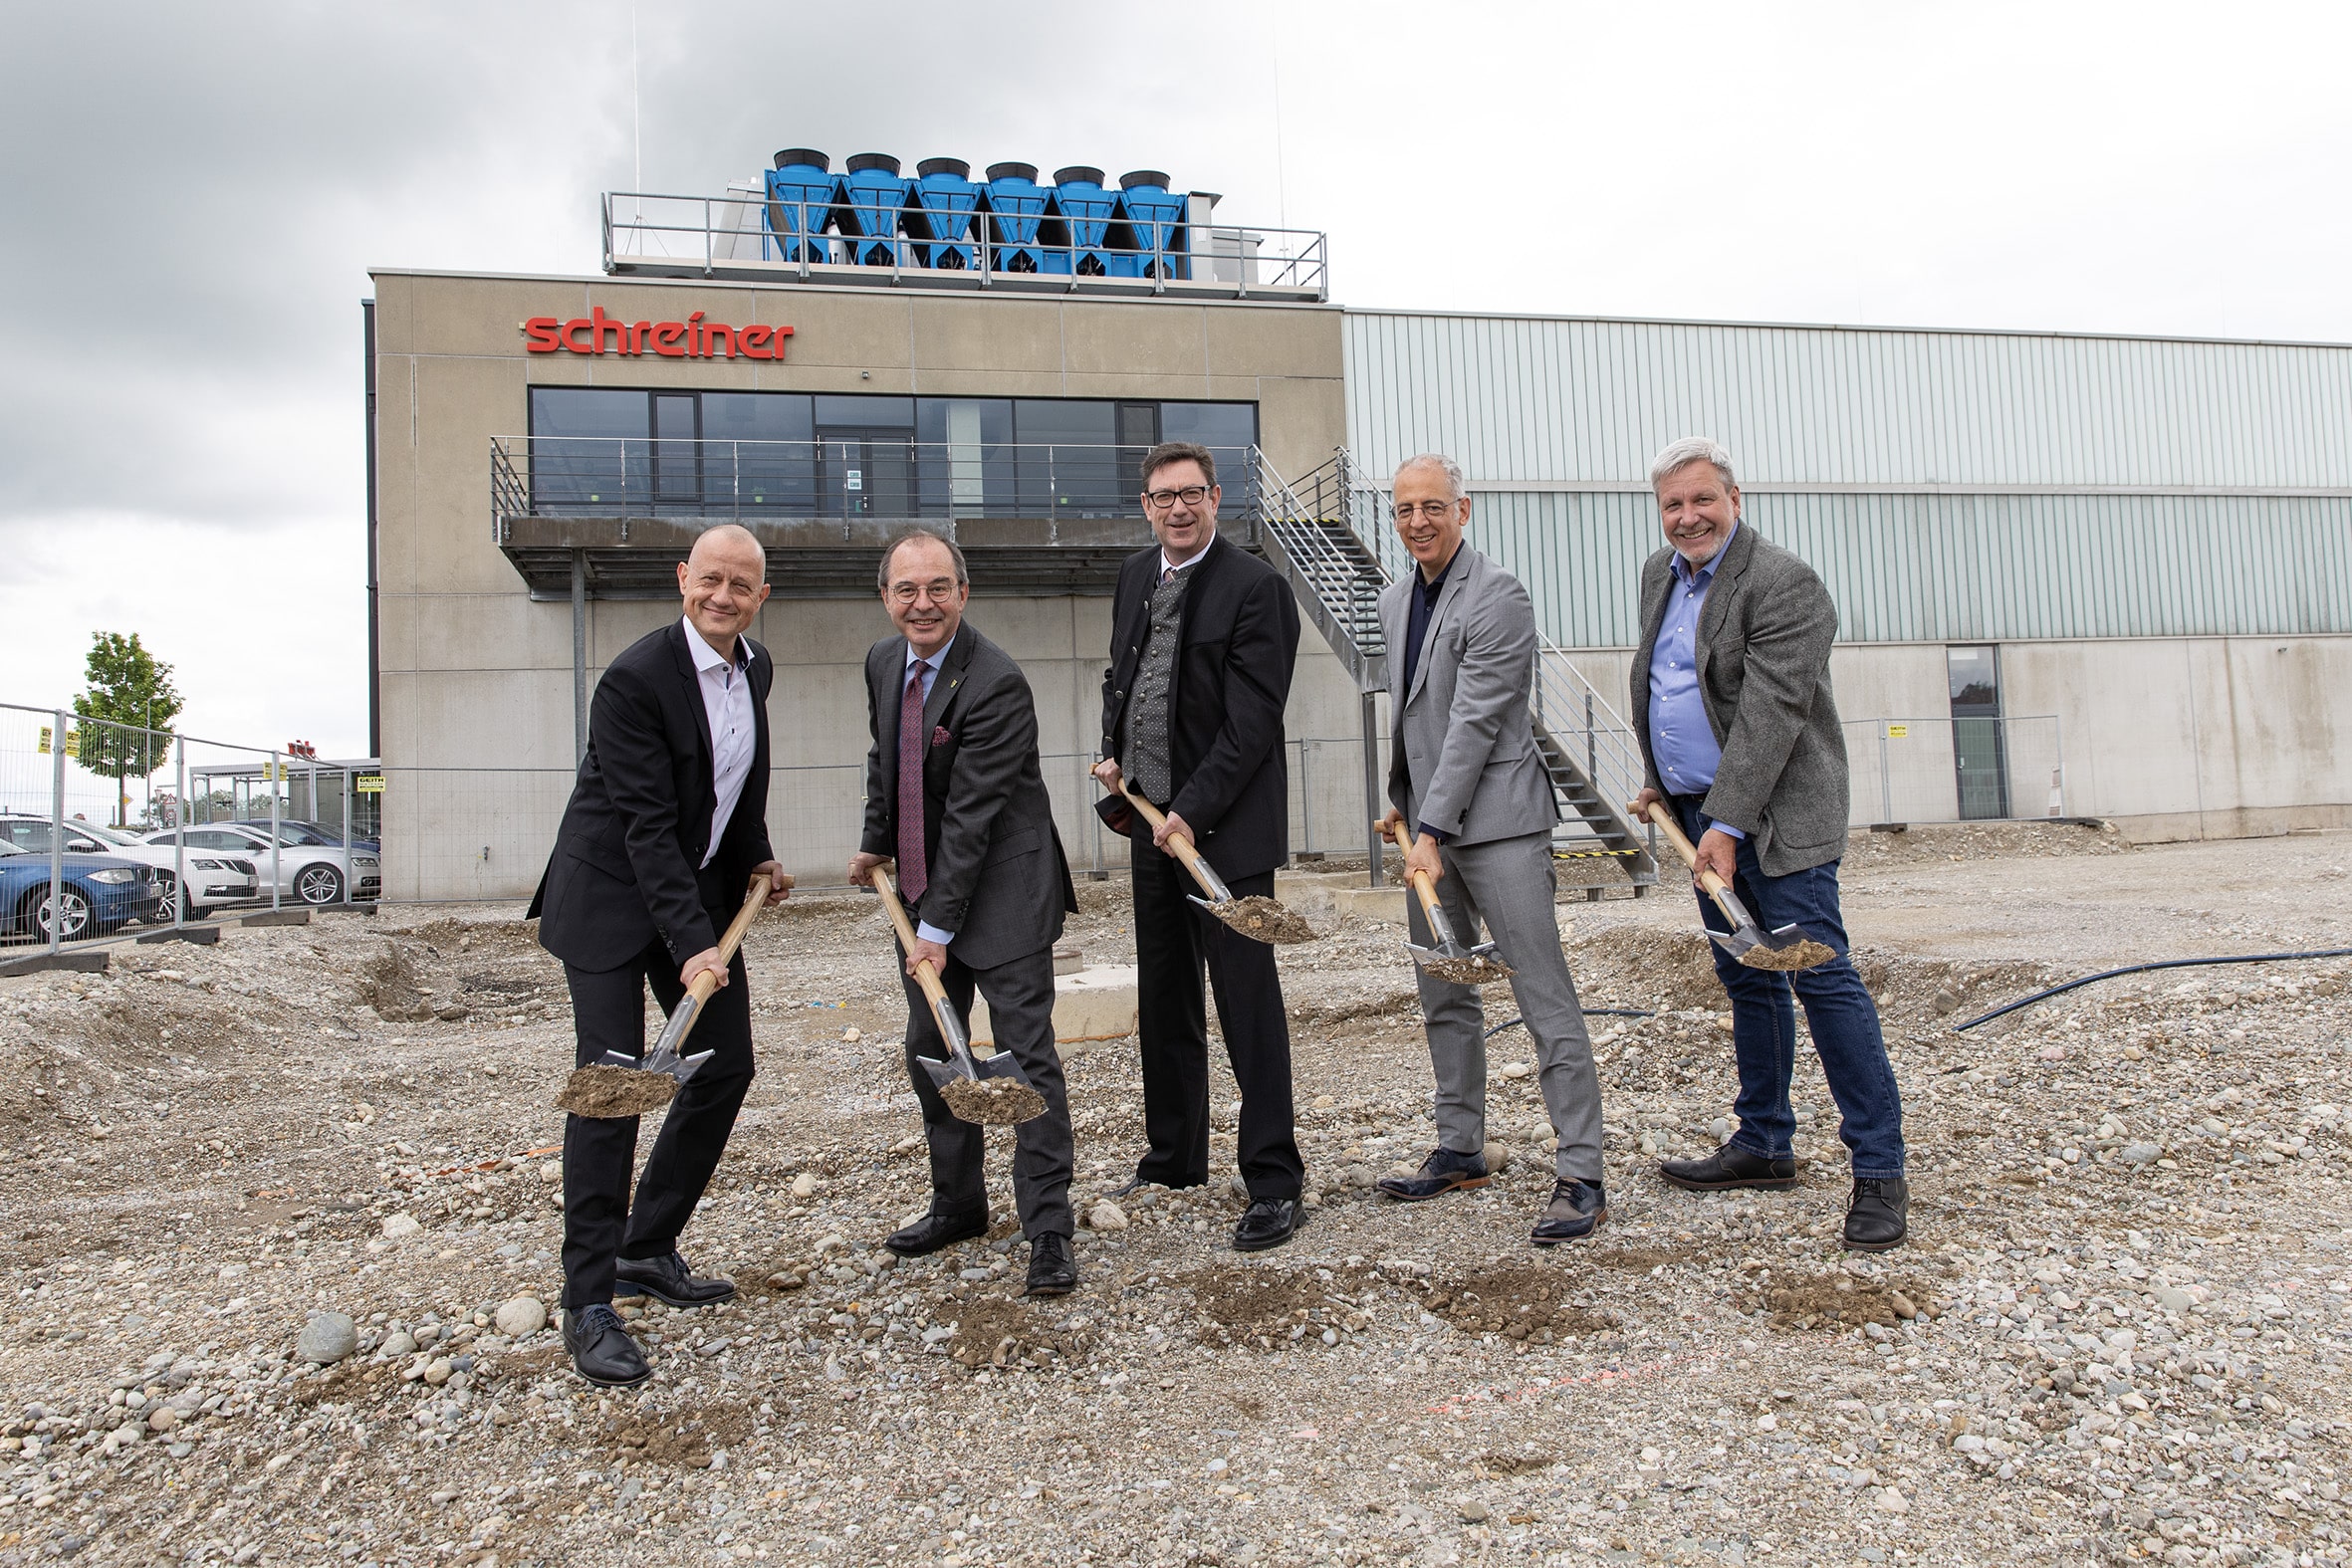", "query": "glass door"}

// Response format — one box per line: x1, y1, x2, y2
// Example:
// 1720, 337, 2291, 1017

652, 393, 700, 510
818, 427, 917, 519
1947, 645, 2007, 819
